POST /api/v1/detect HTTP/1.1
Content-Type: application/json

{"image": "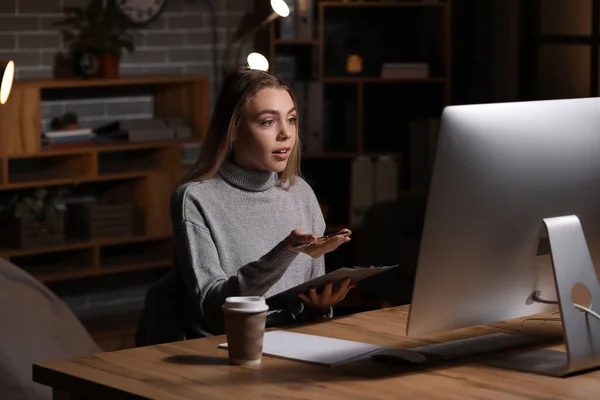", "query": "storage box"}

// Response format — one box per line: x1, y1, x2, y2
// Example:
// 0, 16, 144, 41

0, 213, 65, 249
66, 202, 136, 240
